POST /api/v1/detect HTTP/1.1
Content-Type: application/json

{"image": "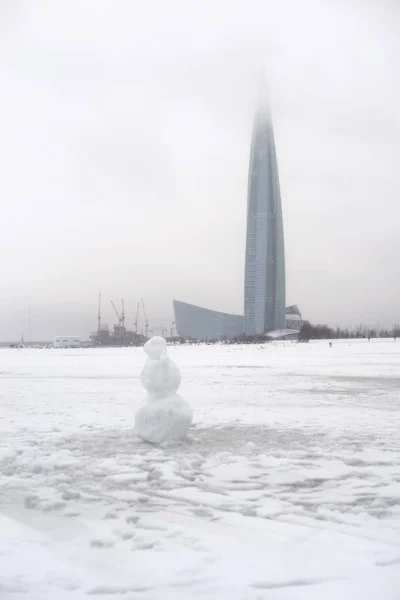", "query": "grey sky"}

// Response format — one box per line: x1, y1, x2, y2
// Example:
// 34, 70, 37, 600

1, 0, 399, 340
